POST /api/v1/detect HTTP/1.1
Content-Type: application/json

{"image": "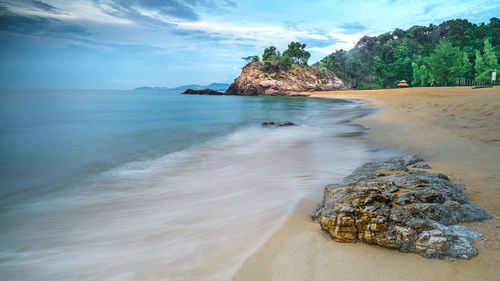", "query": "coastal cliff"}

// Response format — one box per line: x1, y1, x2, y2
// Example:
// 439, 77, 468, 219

225, 62, 348, 96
